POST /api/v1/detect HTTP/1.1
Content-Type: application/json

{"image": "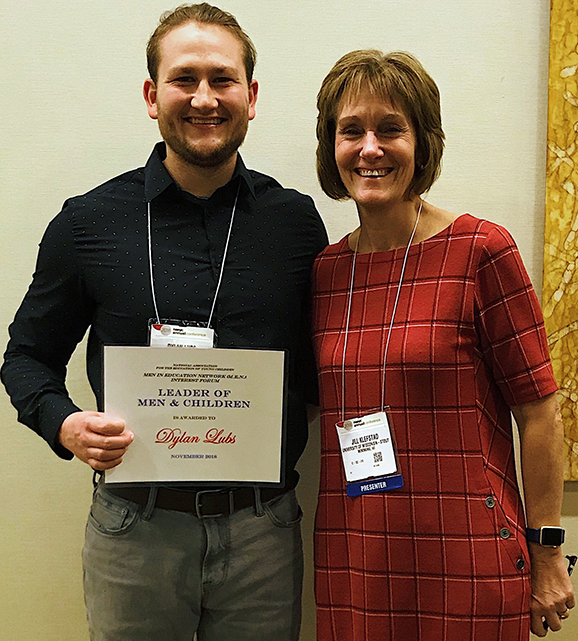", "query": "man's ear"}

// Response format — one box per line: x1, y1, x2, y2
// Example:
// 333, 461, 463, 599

248, 79, 258, 121
143, 78, 158, 120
